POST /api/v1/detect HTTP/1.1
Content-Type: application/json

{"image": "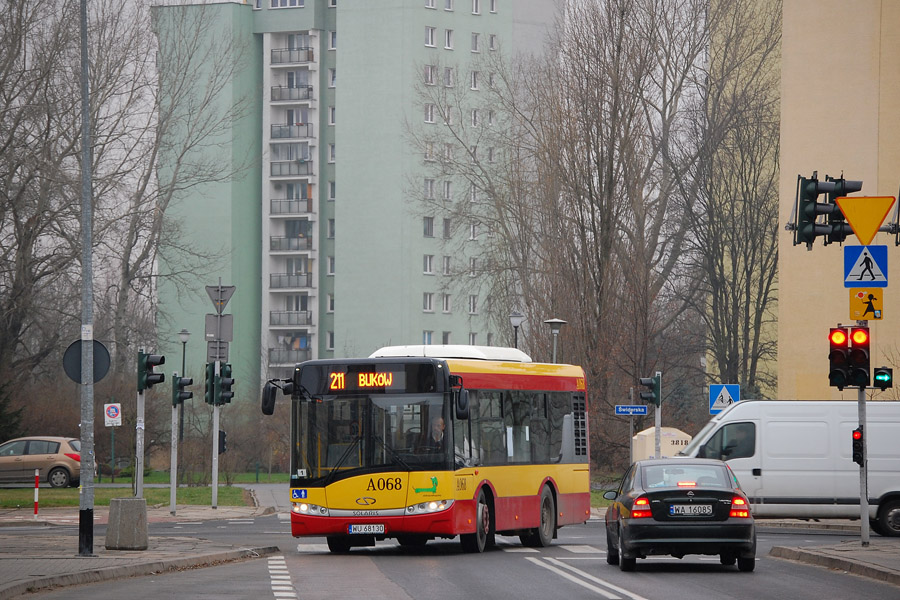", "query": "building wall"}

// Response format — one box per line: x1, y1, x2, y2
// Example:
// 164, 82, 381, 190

779, 0, 900, 400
